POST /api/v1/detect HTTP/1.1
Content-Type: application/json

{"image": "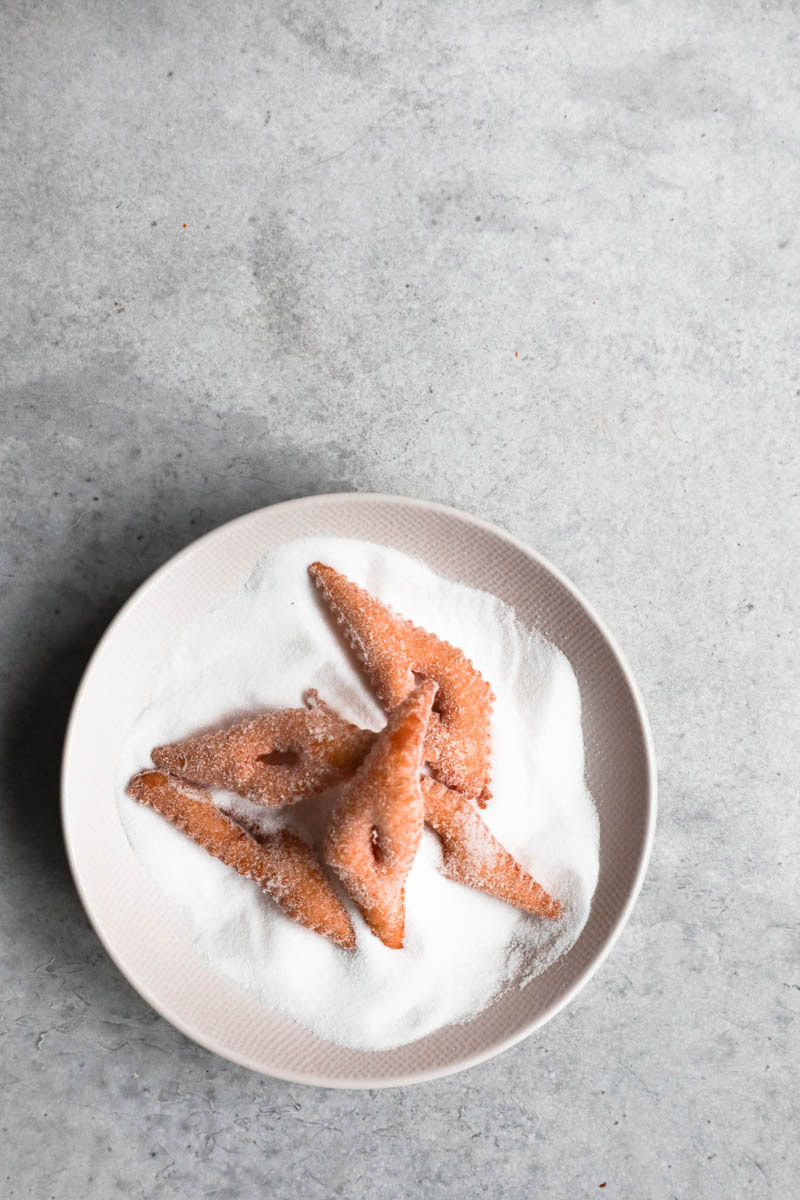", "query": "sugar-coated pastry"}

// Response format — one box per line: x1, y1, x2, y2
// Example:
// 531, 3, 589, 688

206, 705, 560, 922
309, 562, 494, 805
422, 777, 562, 920
127, 770, 356, 948
324, 681, 434, 949
151, 690, 376, 807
